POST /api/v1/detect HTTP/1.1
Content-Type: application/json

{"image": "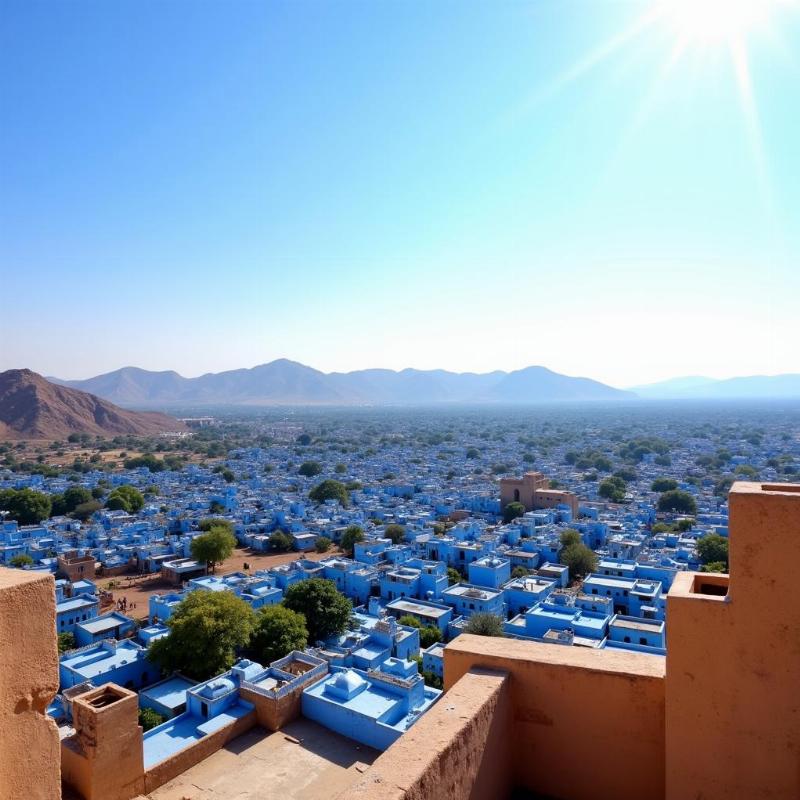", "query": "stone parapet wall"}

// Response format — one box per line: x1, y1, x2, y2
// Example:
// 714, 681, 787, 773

445, 635, 666, 800
143, 709, 257, 794
335, 669, 511, 800
0, 568, 61, 800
